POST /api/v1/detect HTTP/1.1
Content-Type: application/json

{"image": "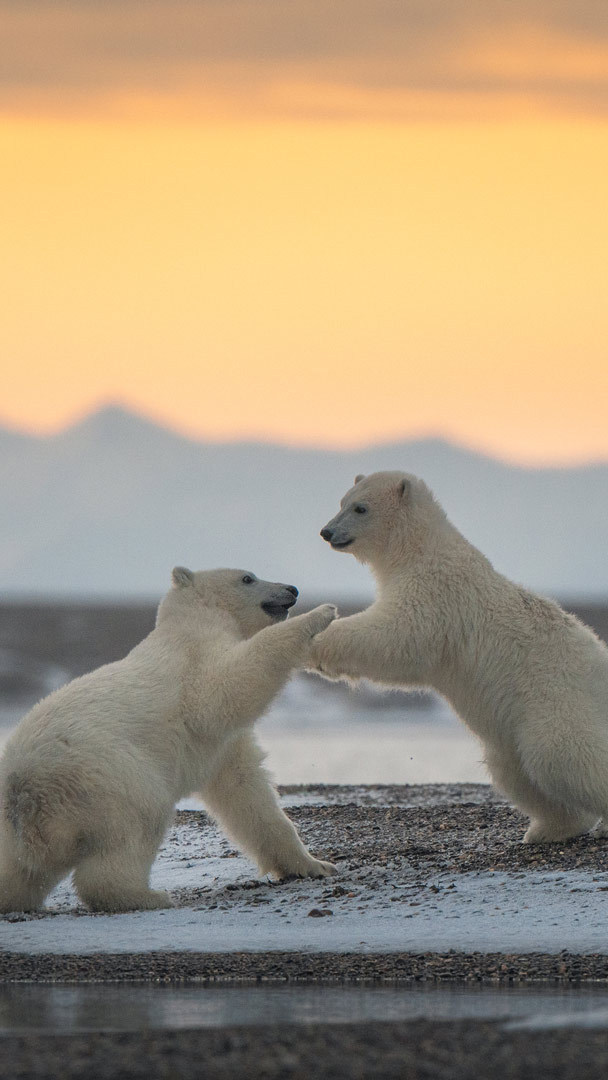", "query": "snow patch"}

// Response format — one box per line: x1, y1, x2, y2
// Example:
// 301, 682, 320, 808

3, 811, 608, 958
